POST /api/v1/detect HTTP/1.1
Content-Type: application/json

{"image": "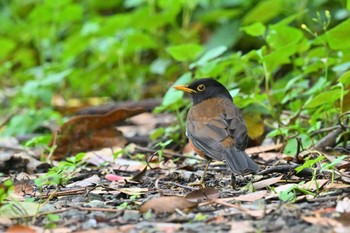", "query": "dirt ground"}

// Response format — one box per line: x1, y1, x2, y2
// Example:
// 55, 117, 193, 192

1, 112, 350, 233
